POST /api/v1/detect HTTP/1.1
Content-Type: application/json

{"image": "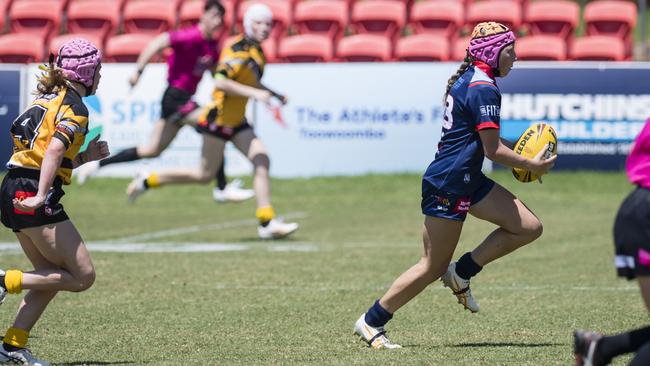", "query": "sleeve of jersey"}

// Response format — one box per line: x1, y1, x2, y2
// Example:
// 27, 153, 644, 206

469, 86, 501, 131
216, 50, 245, 80
53, 107, 88, 149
